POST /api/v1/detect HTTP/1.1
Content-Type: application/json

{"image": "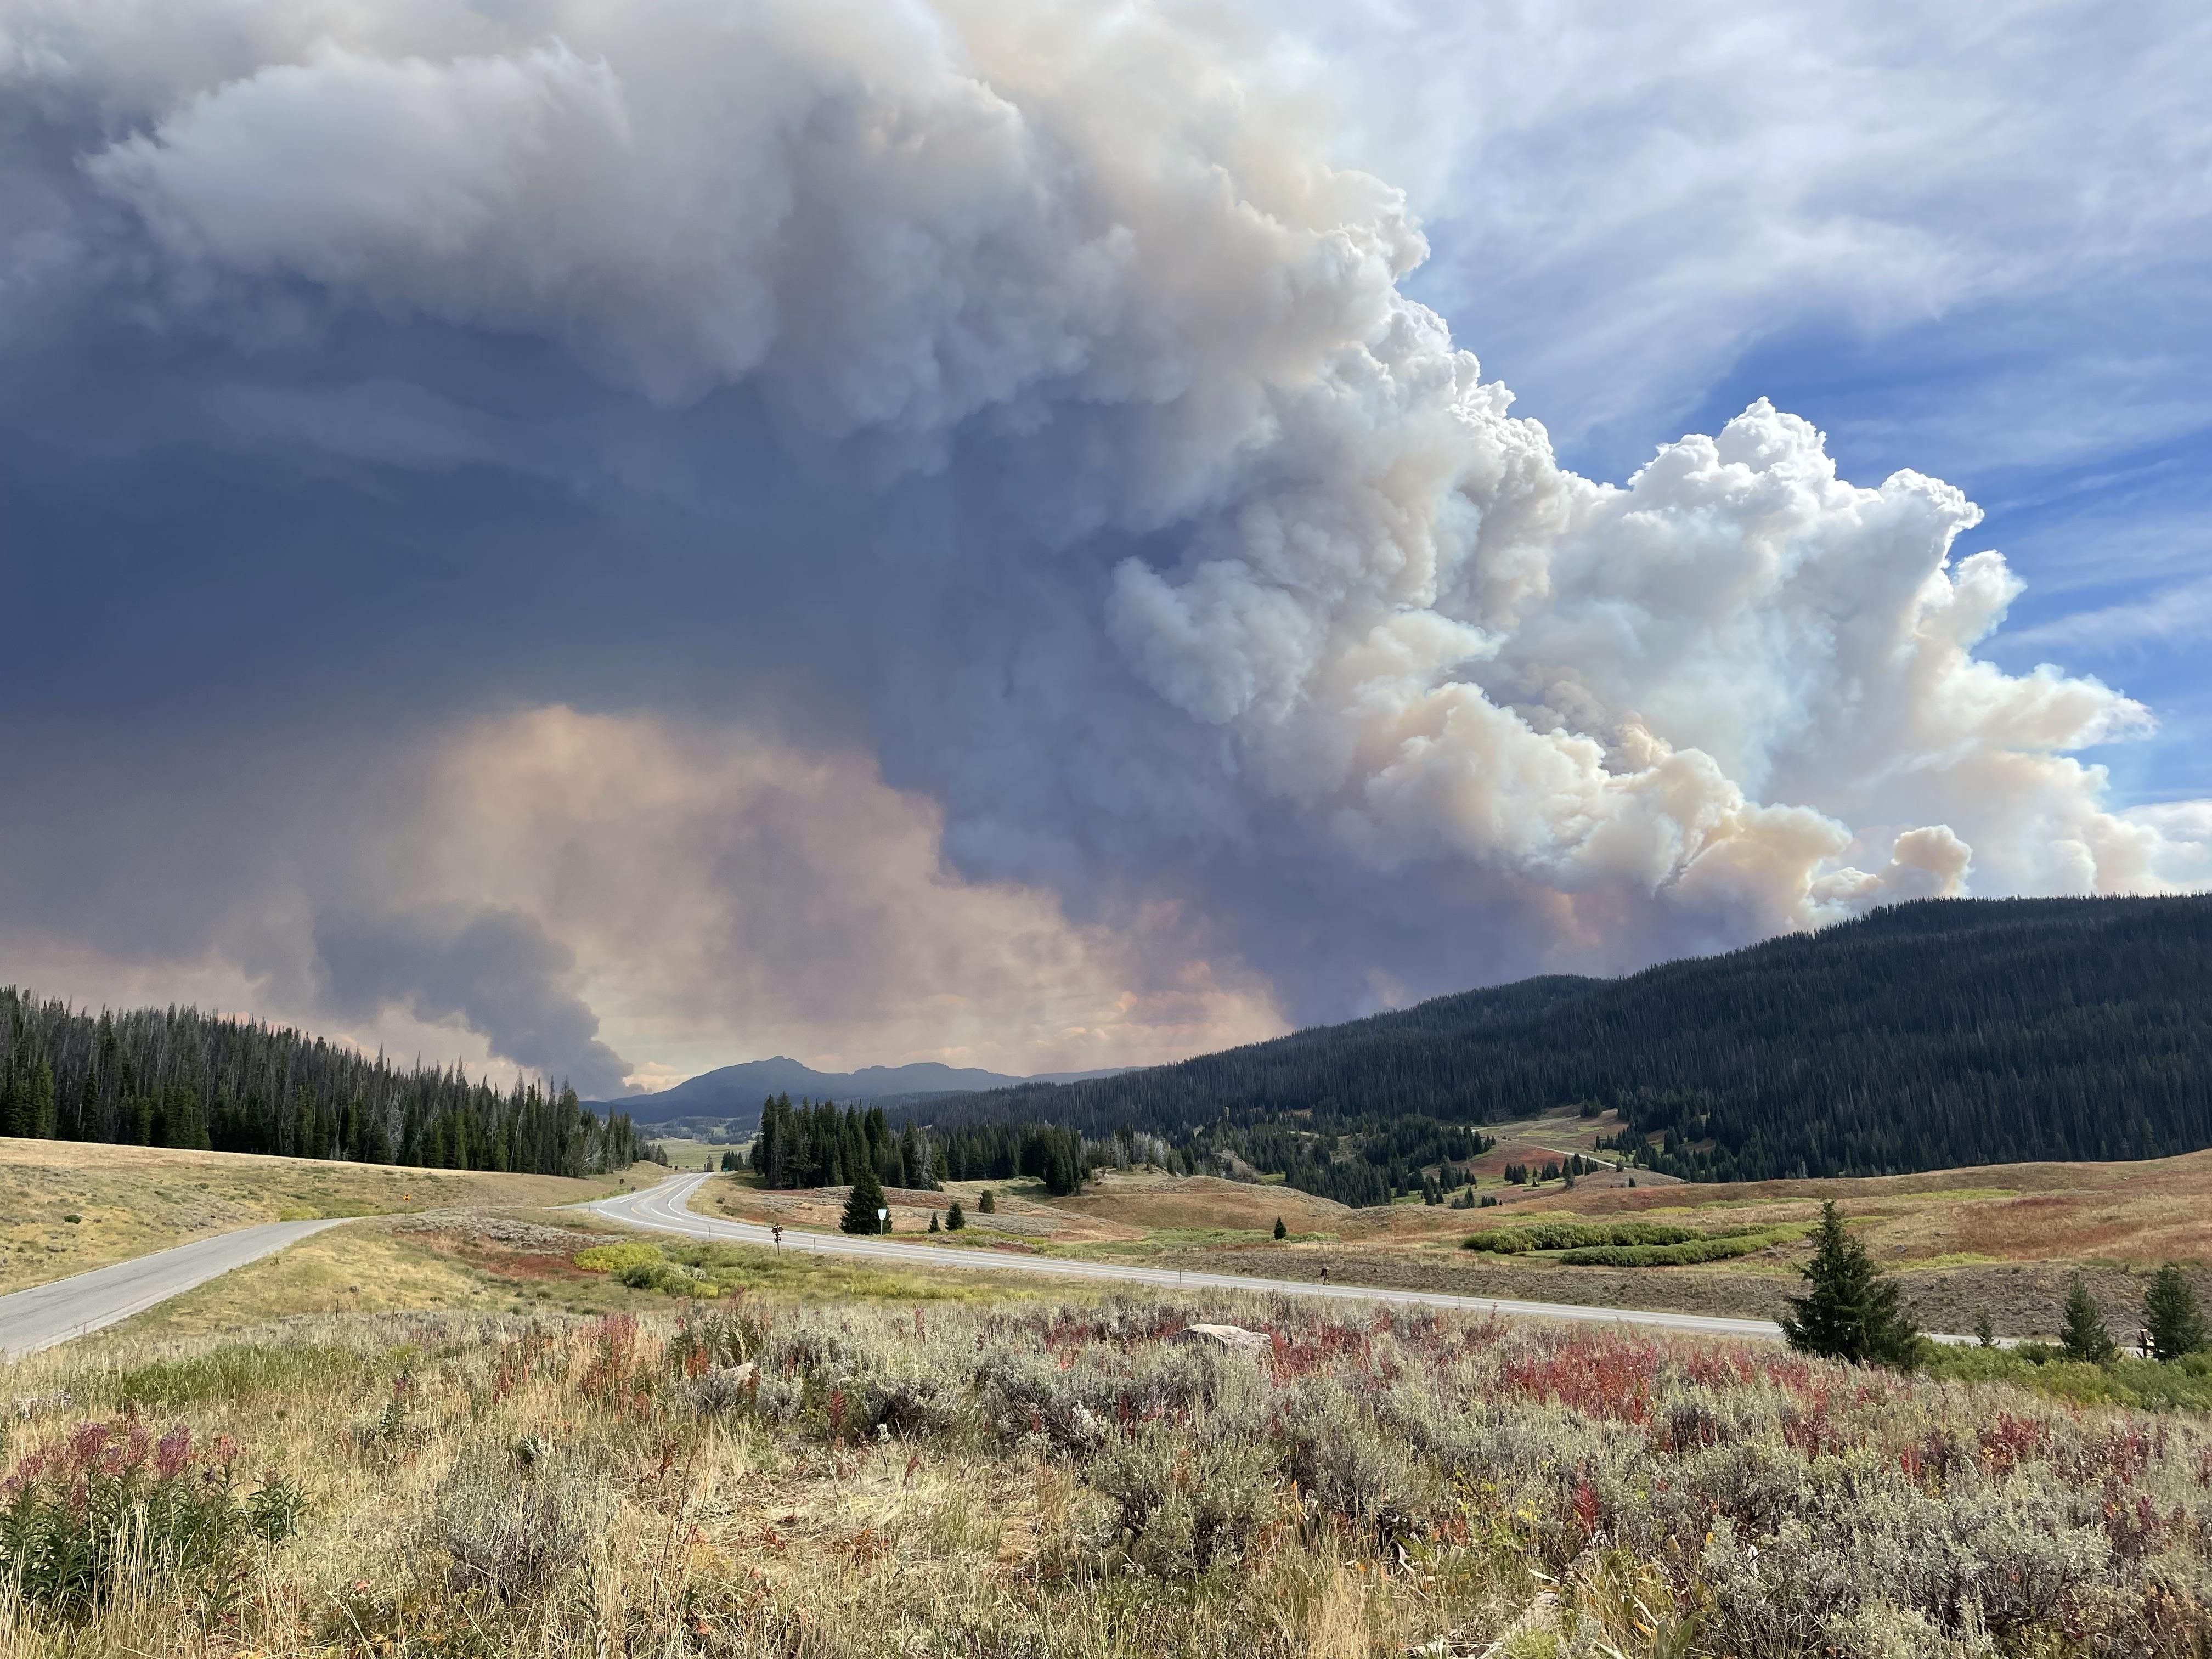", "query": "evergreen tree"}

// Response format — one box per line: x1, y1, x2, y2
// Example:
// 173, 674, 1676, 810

946, 1200, 966, 1231
1973, 1308, 1996, 1349
842, 1161, 887, 1235
2059, 1277, 2116, 1363
2142, 1263, 2207, 1361
928, 1209, 940, 1233
1780, 1201, 1920, 1367
1273, 1216, 1287, 1239
978, 1188, 996, 1214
